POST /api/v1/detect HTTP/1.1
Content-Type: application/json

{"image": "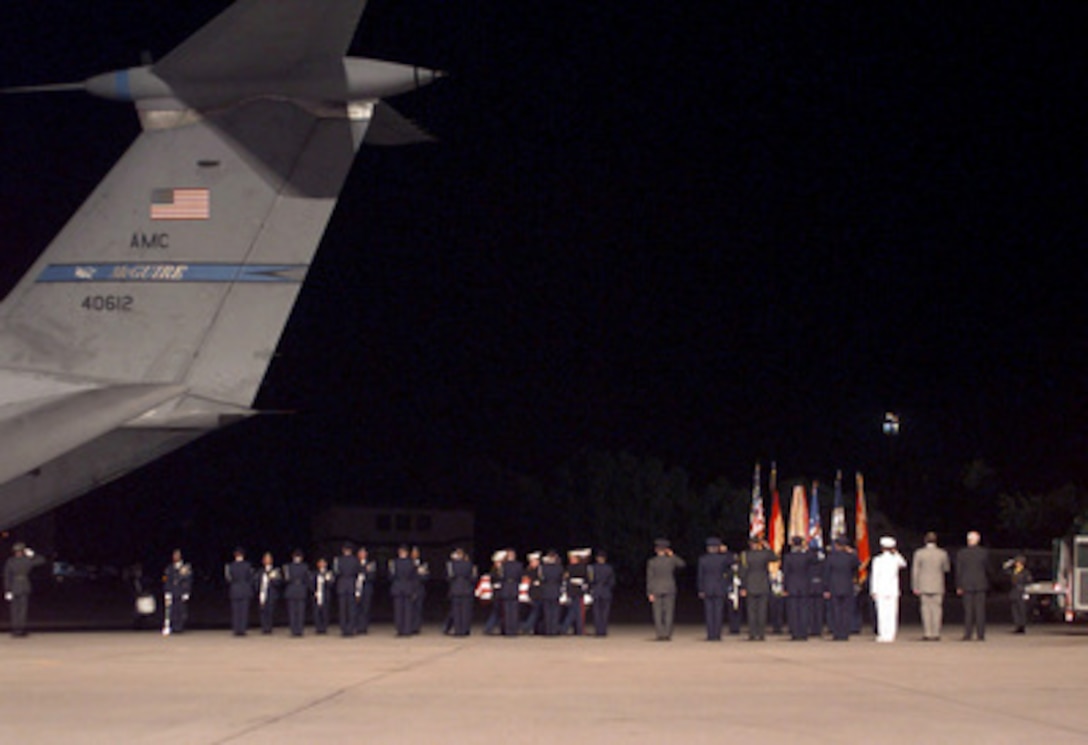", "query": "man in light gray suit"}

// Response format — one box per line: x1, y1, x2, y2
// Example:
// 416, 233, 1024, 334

646, 539, 686, 641
911, 531, 950, 640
